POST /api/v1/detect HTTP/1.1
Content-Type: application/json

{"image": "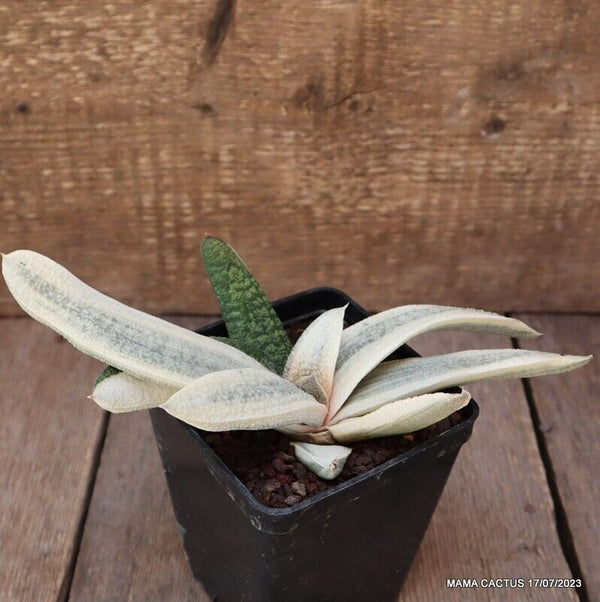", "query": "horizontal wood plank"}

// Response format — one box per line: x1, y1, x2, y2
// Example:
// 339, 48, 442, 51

1, 1, 599, 315
401, 331, 577, 601
516, 314, 599, 600
0, 319, 106, 601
